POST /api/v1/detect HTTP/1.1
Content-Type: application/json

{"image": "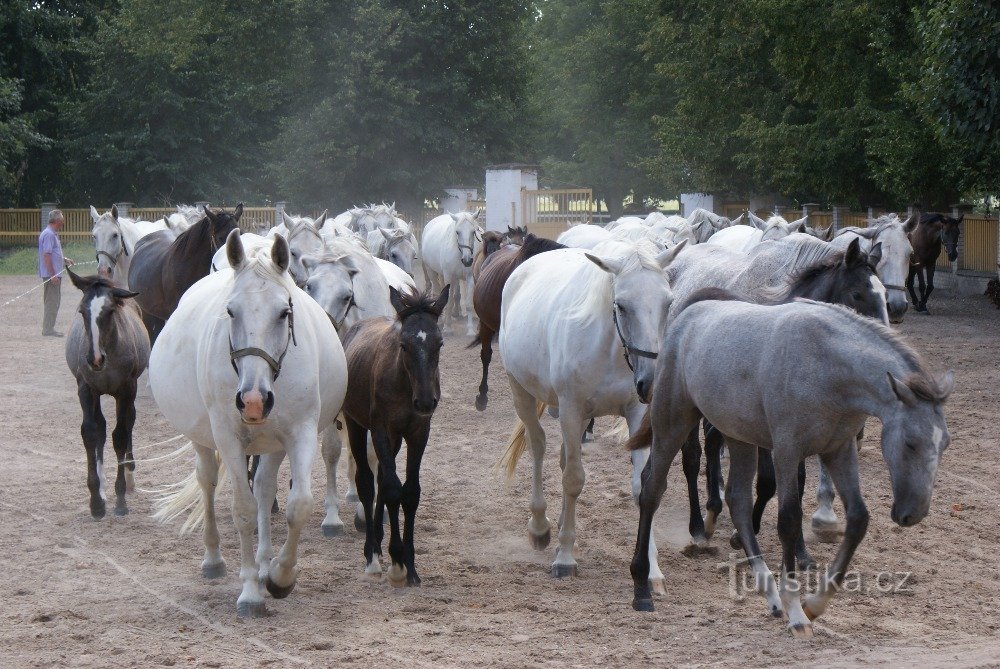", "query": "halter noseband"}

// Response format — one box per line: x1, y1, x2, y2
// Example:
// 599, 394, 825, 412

612, 306, 658, 374
95, 222, 129, 267
229, 297, 298, 380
